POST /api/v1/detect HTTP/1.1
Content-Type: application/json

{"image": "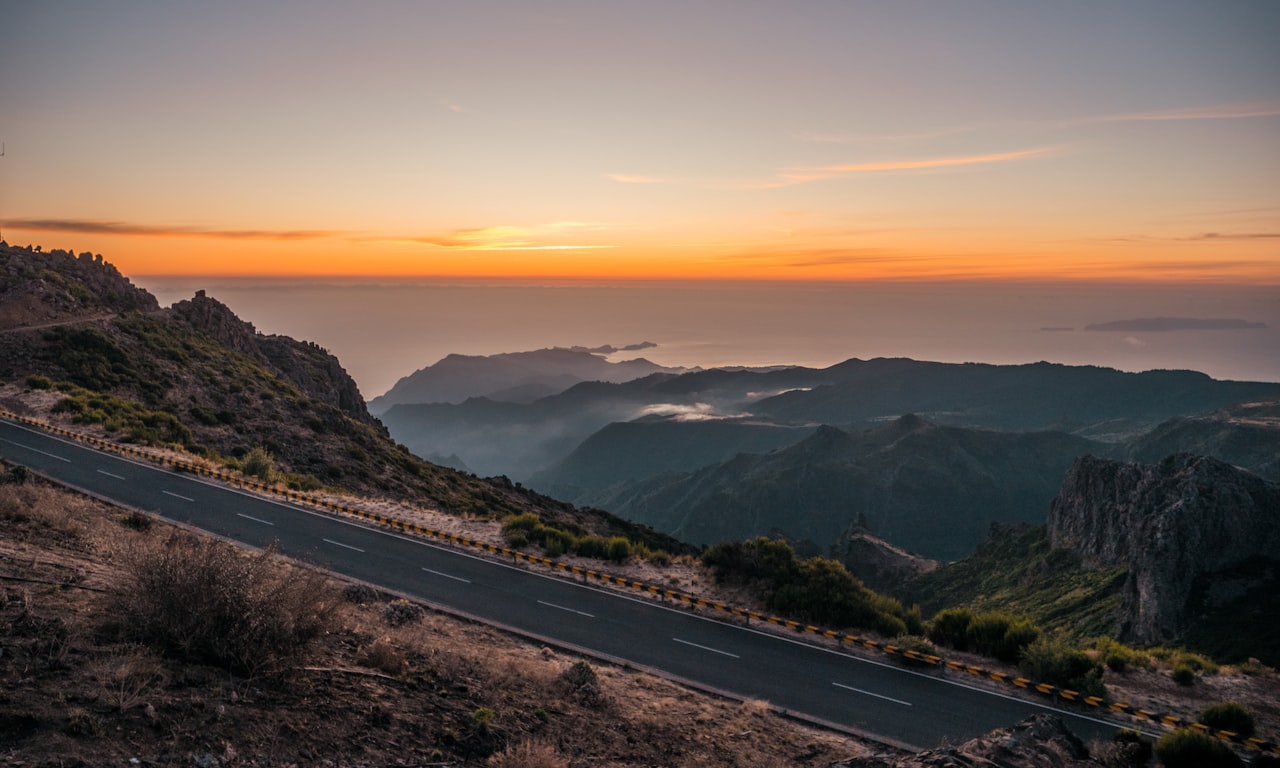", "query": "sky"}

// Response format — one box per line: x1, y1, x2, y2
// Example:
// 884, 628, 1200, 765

1, 0, 1277, 283
1, 2, 1278, 394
